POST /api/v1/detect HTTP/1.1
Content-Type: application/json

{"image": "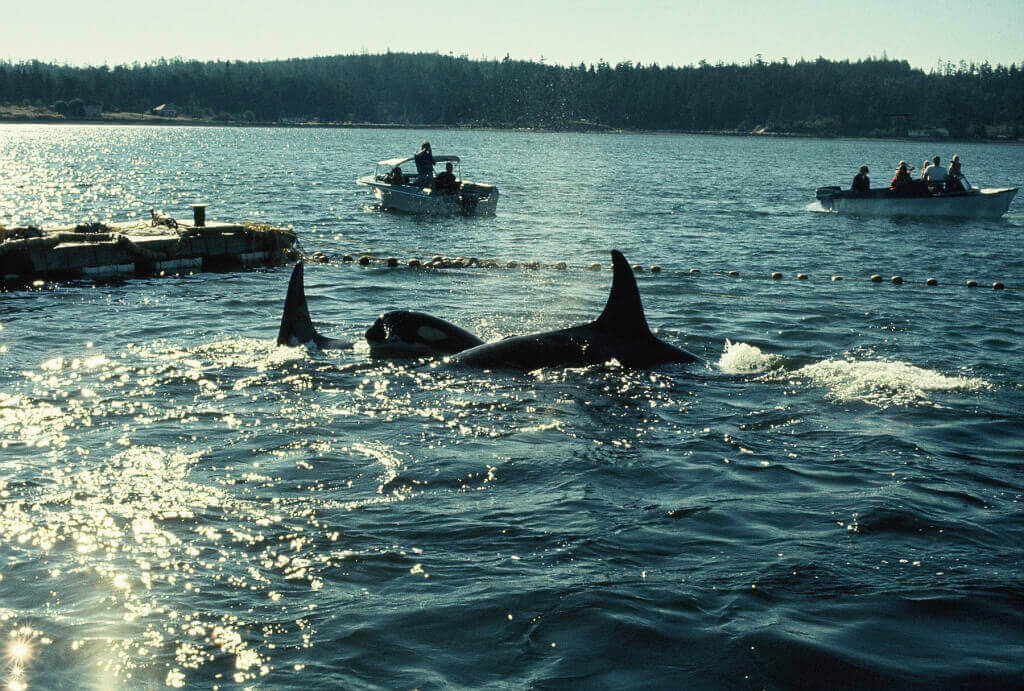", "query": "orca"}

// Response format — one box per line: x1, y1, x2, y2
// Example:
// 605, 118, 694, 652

277, 261, 353, 349
365, 310, 484, 358
448, 250, 701, 370
276, 261, 478, 357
